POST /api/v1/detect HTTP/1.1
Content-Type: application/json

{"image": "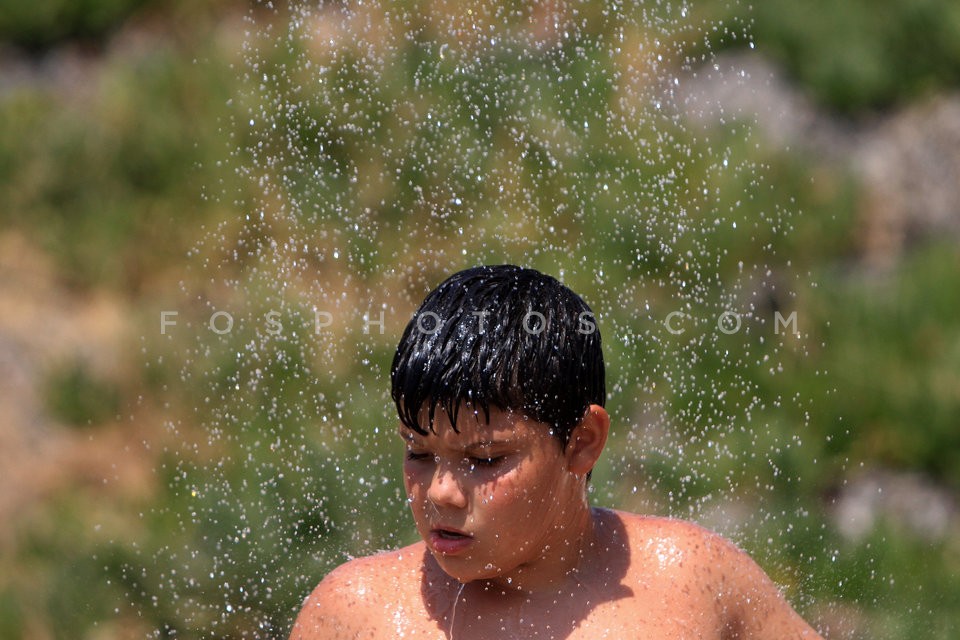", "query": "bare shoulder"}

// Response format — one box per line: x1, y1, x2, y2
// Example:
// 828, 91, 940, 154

608, 509, 737, 565
289, 543, 425, 640
606, 510, 823, 639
